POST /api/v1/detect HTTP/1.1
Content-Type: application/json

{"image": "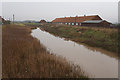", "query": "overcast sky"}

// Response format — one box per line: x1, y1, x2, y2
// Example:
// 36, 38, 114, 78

1, 2, 119, 23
